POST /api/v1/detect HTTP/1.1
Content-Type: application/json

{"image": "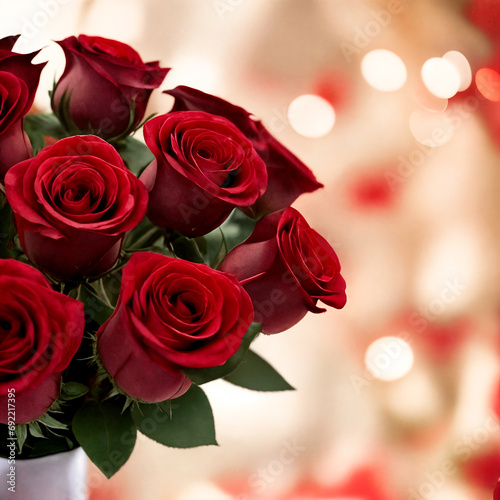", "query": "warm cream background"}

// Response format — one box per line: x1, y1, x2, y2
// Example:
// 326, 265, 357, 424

2, 1, 500, 499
